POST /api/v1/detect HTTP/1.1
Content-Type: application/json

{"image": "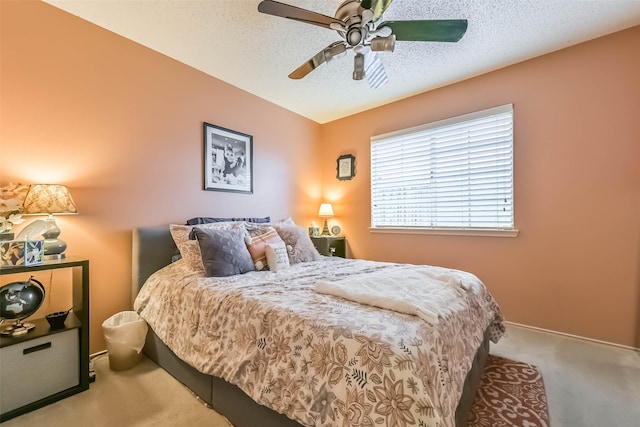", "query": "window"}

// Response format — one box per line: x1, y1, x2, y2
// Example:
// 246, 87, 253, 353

370, 104, 515, 235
